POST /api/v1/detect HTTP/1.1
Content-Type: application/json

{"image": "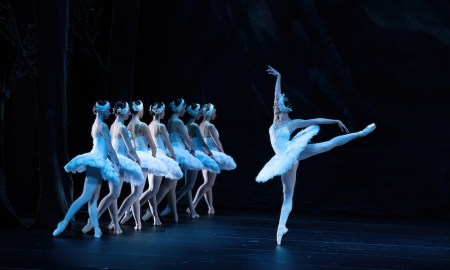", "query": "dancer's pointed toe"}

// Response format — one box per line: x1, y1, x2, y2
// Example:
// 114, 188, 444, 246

53, 220, 69, 237
276, 225, 288, 245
